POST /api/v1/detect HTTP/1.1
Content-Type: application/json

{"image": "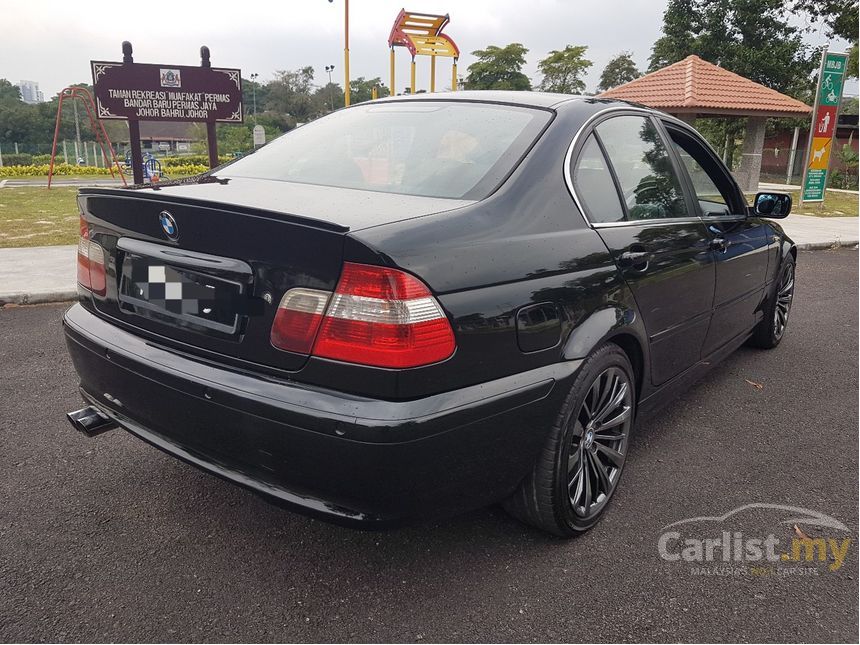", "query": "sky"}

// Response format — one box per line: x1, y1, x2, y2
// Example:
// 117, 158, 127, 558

1, 0, 856, 99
